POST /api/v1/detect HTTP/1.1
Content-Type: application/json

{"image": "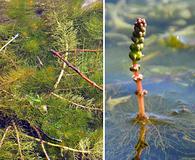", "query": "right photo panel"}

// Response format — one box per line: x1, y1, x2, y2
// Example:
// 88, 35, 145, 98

105, 0, 195, 160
